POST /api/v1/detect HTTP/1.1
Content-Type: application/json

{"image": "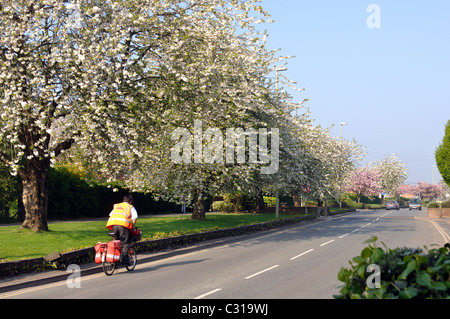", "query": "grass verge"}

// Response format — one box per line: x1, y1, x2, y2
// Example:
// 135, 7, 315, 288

0, 213, 297, 262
